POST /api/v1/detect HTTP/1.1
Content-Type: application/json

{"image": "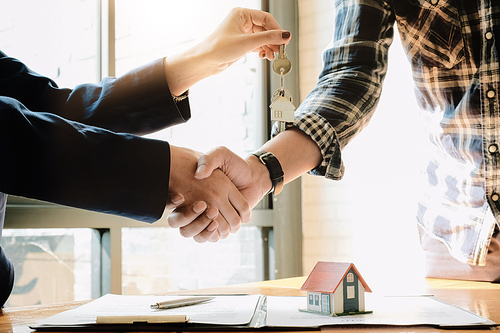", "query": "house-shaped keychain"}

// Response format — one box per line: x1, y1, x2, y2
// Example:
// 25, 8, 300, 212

300, 261, 372, 316
270, 93, 295, 123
